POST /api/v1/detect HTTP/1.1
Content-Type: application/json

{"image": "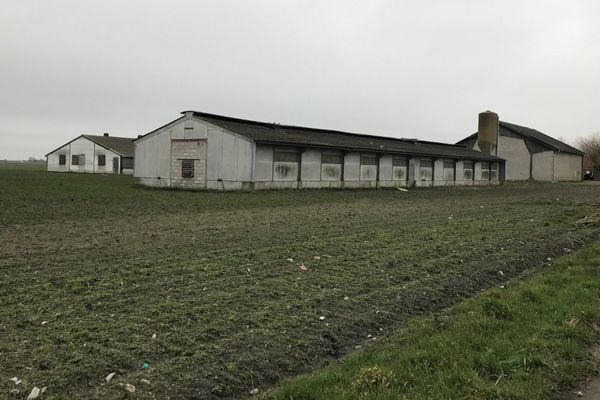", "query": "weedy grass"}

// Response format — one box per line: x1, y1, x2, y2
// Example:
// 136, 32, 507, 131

1, 165, 600, 399
268, 243, 600, 400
